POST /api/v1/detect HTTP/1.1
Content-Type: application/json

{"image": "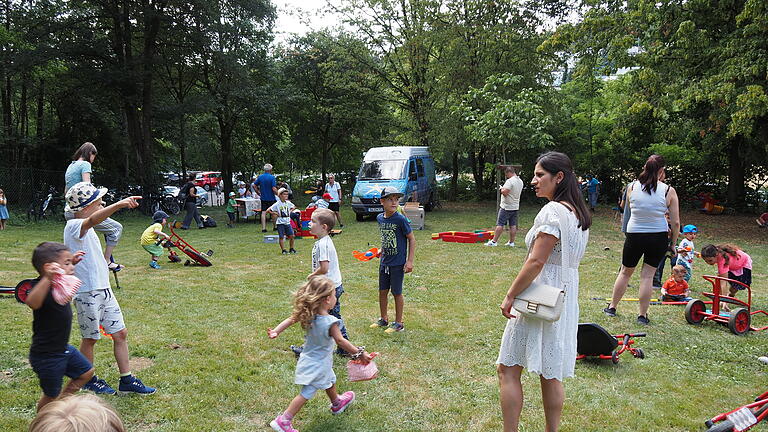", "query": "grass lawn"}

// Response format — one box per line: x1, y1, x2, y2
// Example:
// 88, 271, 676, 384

0, 202, 766, 431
